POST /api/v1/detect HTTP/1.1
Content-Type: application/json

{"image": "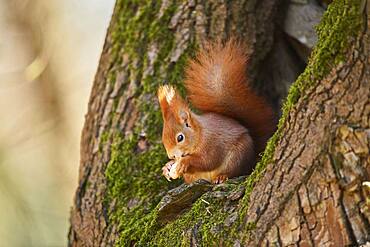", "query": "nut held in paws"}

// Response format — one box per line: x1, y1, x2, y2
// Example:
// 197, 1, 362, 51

168, 161, 179, 179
